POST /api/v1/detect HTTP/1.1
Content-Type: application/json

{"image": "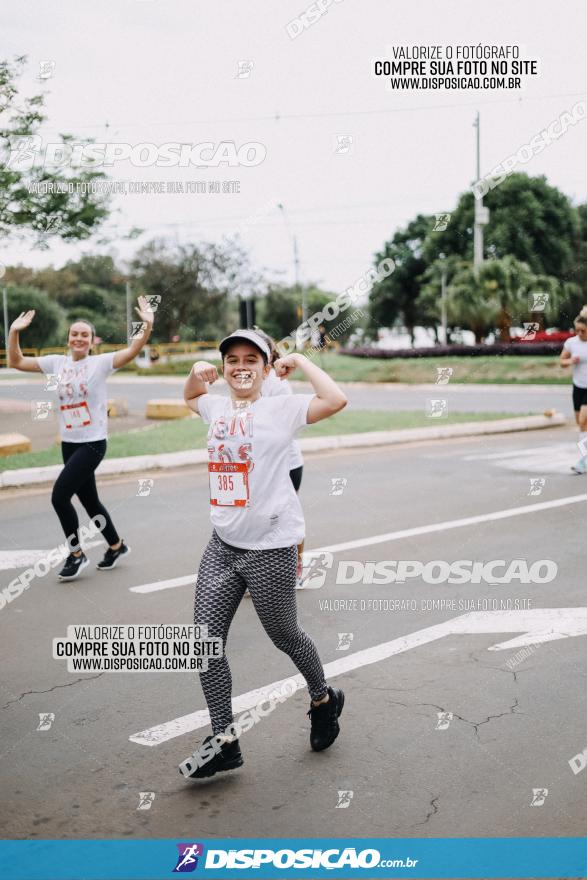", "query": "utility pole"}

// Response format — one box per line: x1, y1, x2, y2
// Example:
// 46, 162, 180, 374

293, 234, 305, 322
473, 111, 489, 271
278, 203, 306, 347
2, 288, 8, 359
439, 256, 448, 344
126, 280, 132, 344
